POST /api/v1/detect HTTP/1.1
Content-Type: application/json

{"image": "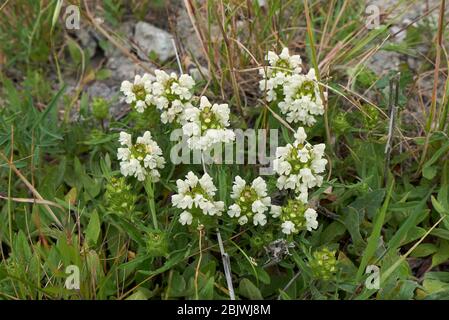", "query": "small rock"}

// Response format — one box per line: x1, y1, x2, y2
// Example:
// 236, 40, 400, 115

176, 7, 205, 62
76, 28, 97, 58
390, 26, 406, 43
134, 22, 175, 62
106, 54, 154, 82
85, 82, 127, 119
366, 50, 401, 76
103, 21, 135, 59
86, 82, 114, 100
